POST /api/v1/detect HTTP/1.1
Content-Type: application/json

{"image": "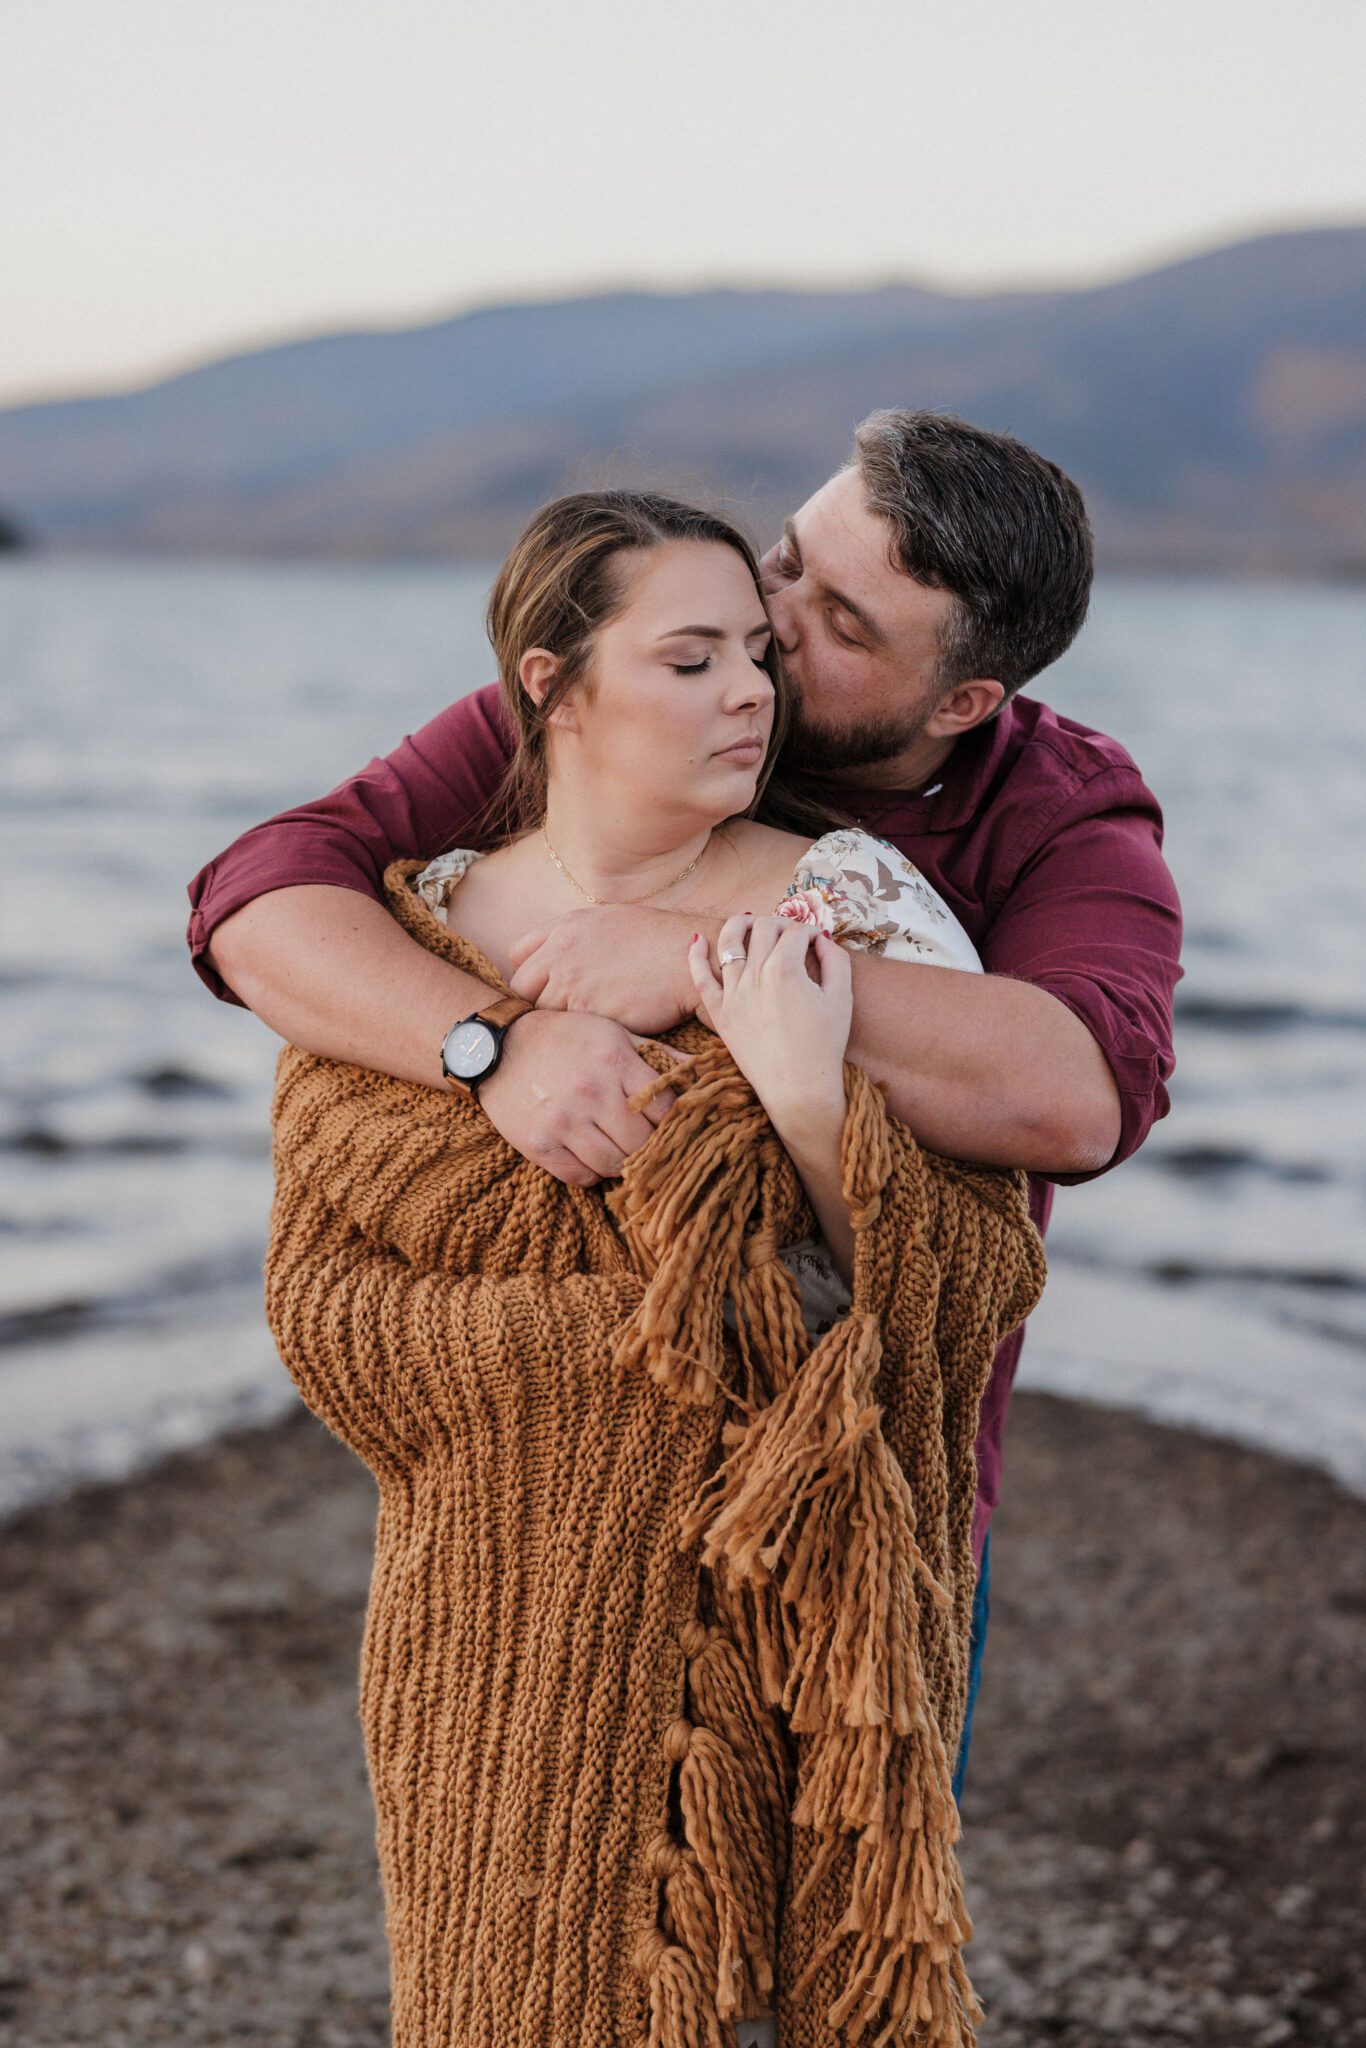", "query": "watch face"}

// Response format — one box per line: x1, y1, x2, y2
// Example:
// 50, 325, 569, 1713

443, 1019, 498, 1080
